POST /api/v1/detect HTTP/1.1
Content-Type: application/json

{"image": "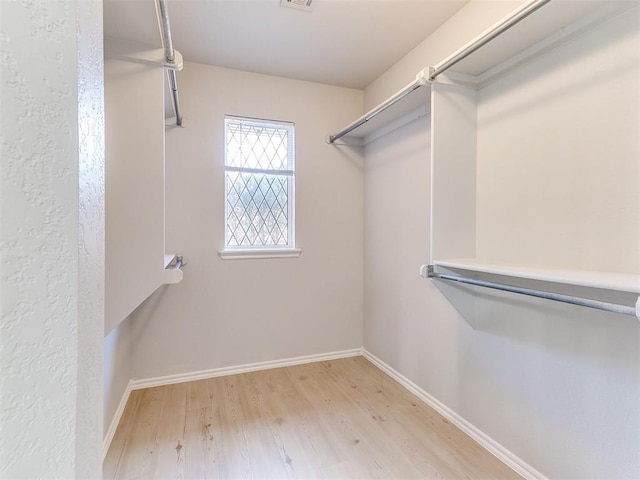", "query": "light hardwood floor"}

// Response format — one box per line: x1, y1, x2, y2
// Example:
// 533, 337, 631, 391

104, 356, 521, 479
